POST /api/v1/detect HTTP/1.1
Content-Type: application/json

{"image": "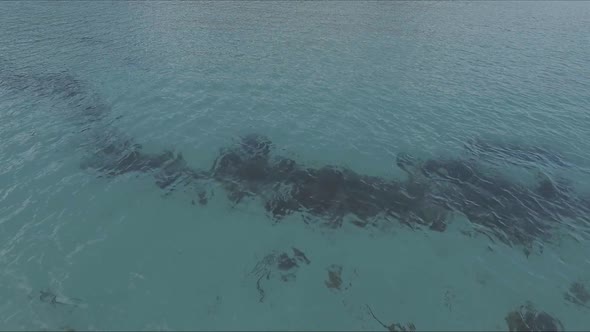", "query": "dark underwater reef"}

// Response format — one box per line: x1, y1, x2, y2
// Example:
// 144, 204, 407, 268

3, 68, 589, 253
398, 153, 590, 249
82, 131, 590, 254
0, 67, 110, 125
80, 137, 205, 190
